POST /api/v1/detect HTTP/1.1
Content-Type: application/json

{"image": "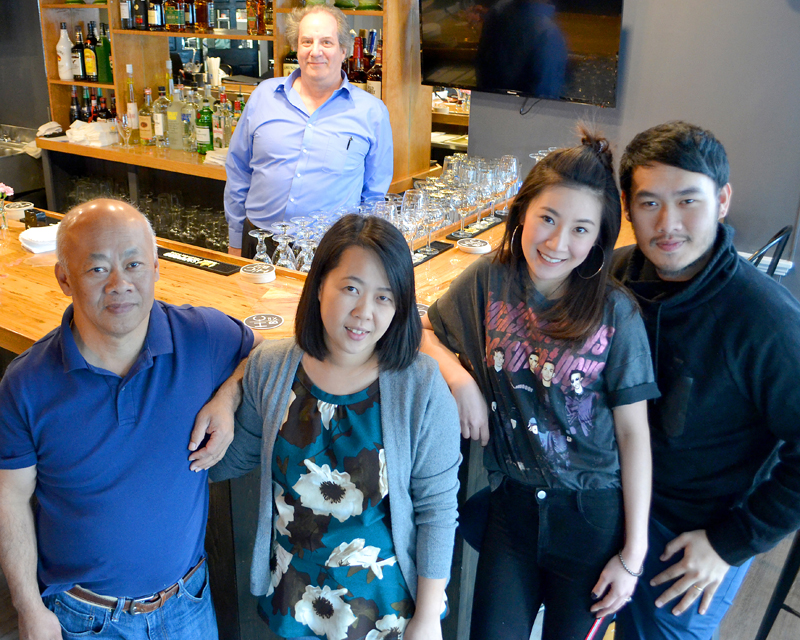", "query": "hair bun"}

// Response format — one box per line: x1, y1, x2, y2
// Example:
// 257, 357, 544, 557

578, 125, 613, 169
